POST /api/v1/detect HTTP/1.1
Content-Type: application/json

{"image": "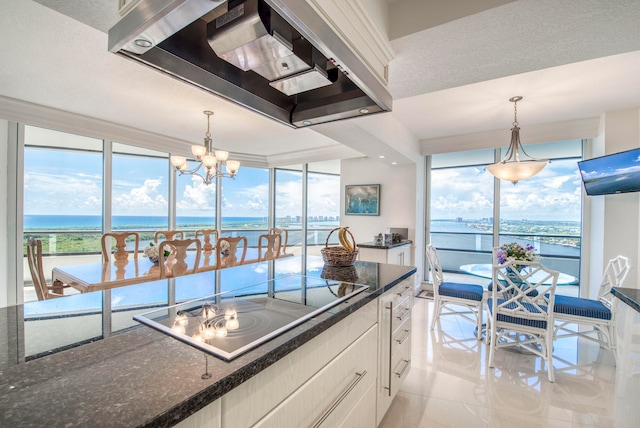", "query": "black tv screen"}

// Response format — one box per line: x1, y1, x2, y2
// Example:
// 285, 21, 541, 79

578, 148, 640, 196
